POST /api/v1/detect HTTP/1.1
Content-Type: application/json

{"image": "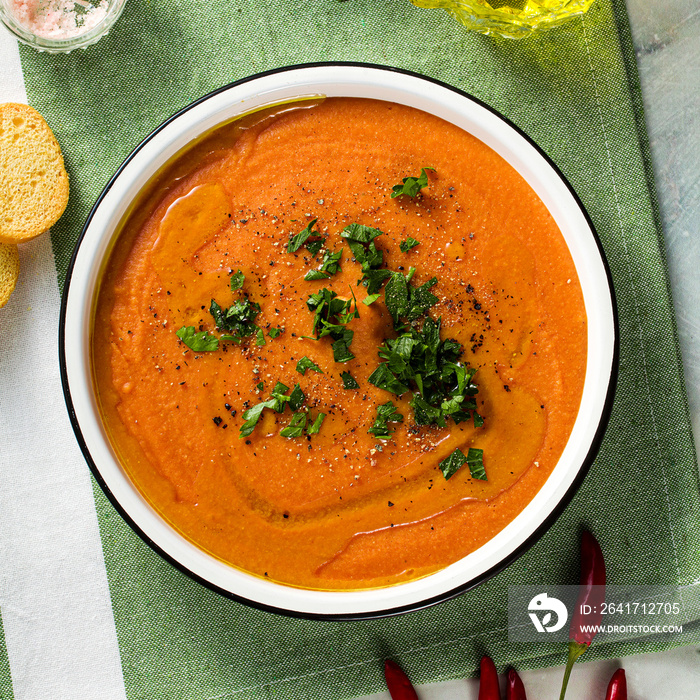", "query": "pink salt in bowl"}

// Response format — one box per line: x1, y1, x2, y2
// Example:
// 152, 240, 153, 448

0, 0, 127, 52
